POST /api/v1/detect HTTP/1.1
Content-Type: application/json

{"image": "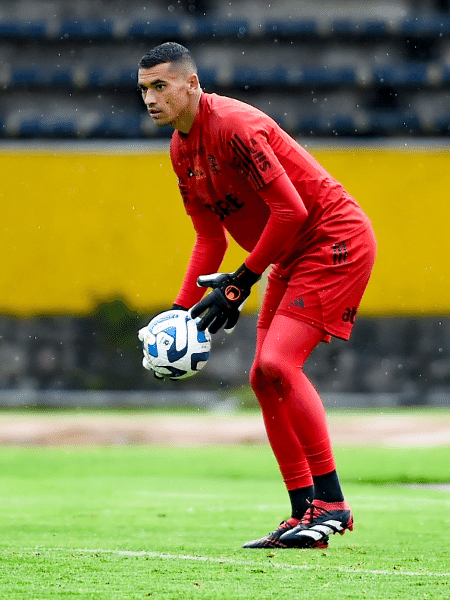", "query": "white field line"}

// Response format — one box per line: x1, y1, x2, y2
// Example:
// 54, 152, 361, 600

37, 547, 450, 579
